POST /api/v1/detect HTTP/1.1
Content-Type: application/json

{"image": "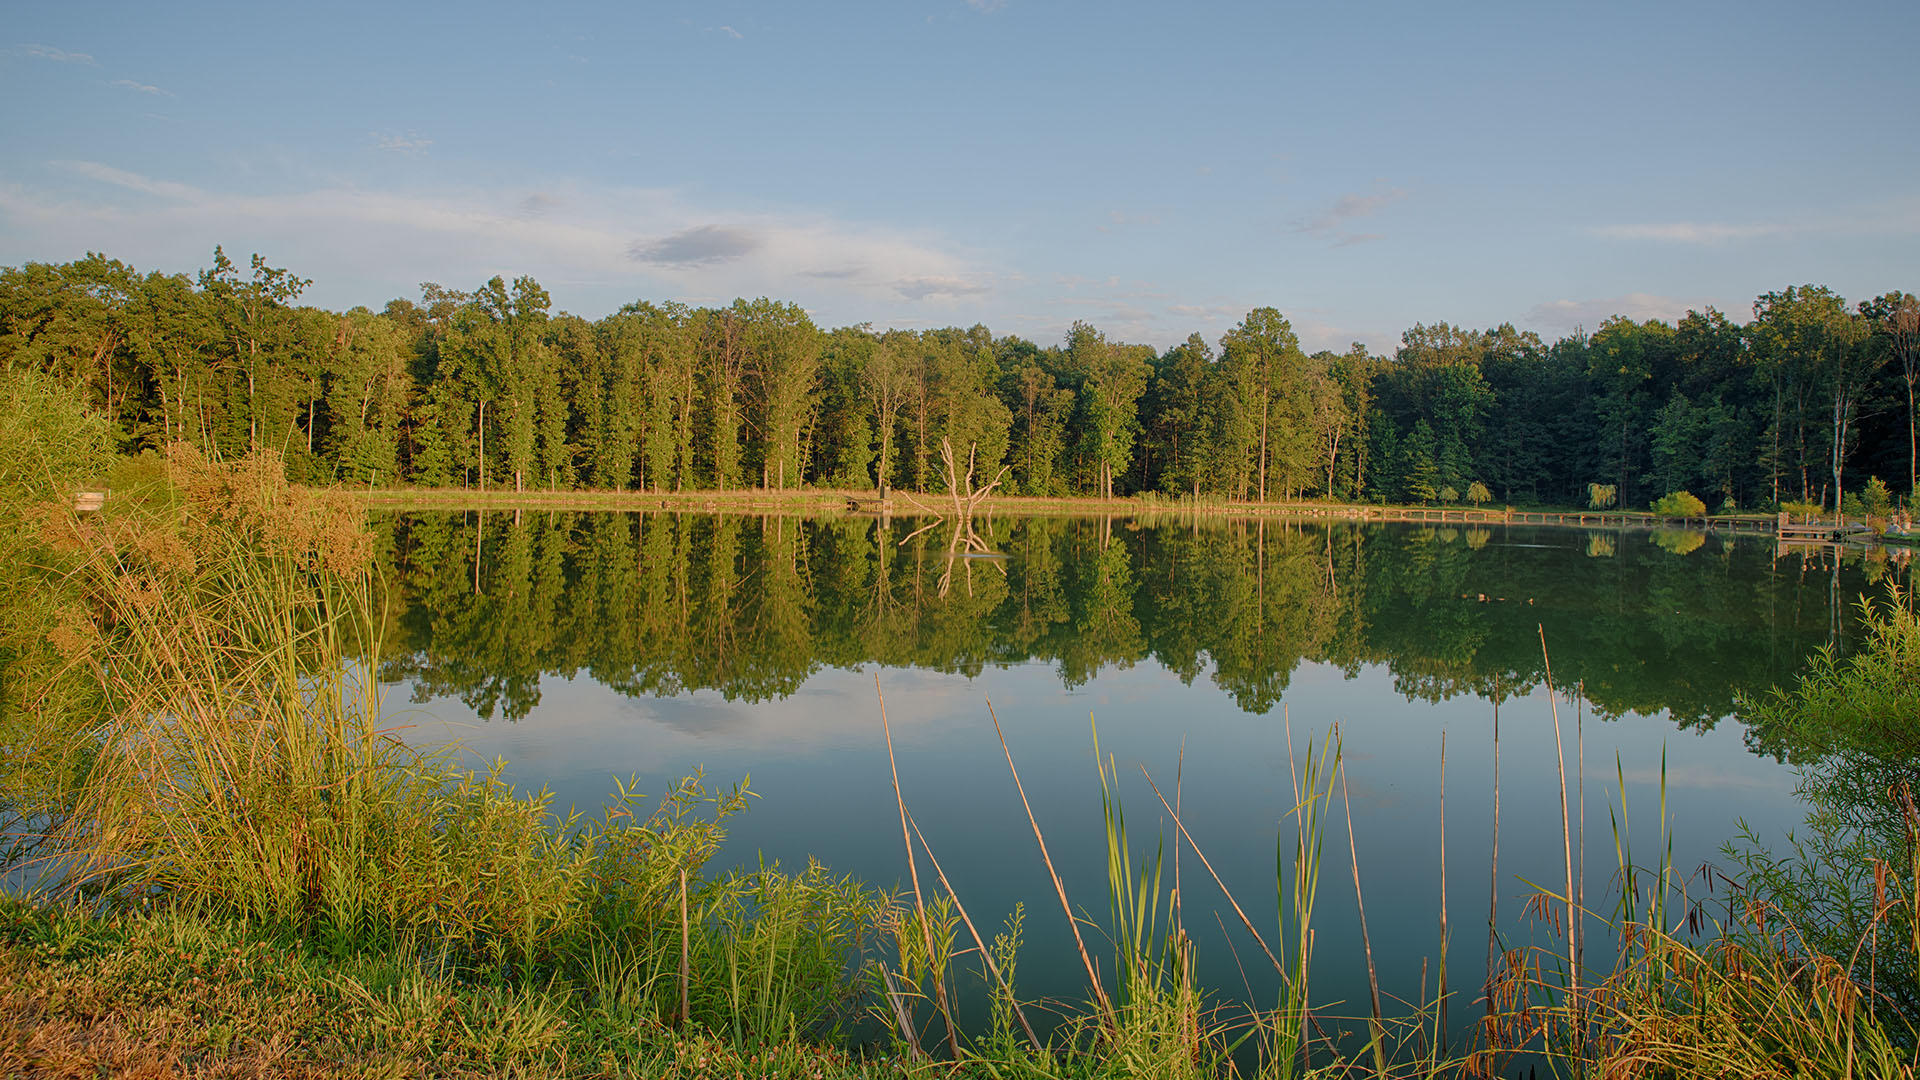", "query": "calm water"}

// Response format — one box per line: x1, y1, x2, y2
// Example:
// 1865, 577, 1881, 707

371, 510, 1906, 1034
